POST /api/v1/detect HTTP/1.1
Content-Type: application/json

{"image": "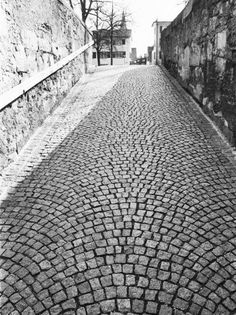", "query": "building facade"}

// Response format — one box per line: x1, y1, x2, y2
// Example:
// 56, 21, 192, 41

147, 46, 154, 64
92, 15, 132, 66
152, 20, 171, 65
130, 48, 137, 63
